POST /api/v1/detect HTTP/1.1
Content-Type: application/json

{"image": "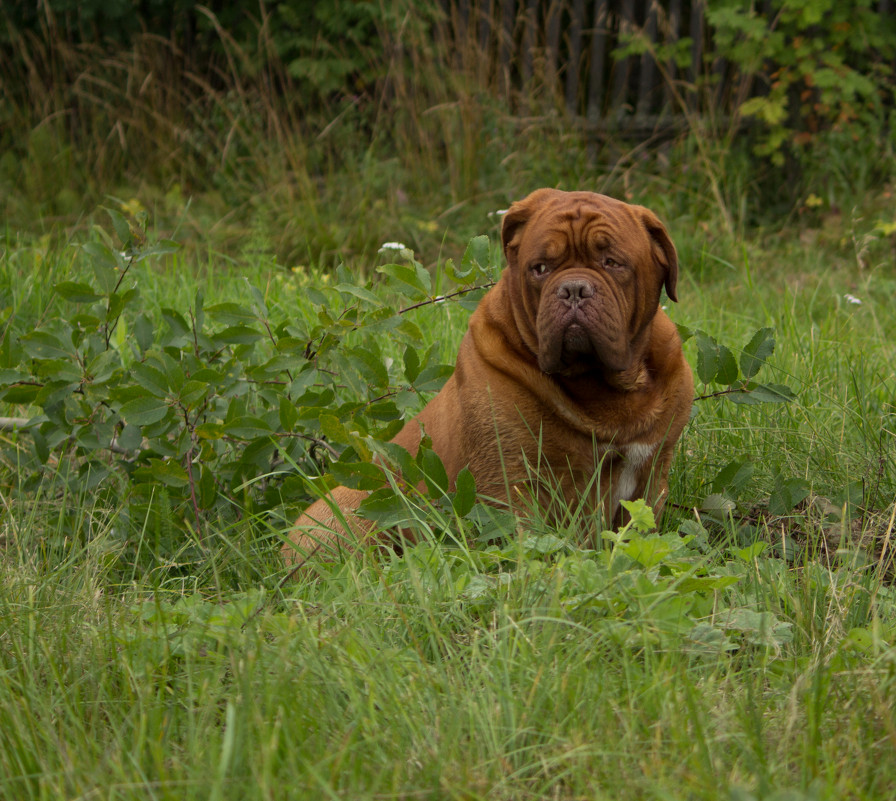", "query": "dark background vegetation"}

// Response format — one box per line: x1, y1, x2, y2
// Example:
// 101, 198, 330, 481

3, 0, 895, 264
